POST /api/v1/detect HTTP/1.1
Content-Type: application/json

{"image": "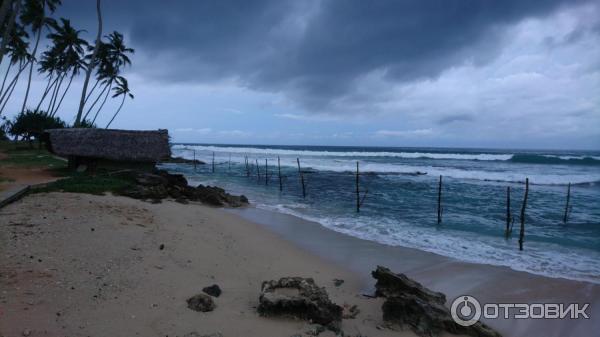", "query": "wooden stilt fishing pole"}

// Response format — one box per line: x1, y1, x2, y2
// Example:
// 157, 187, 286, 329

519, 178, 529, 251
256, 159, 260, 182
505, 186, 511, 238
193, 150, 197, 171
212, 152, 215, 173
563, 182, 571, 224
245, 156, 250, 177
437, 175, 443, 224
356, 162, 360, 213
265, 159, 268, 185
297, 158, 306, 198
228, 154, 231, 171
278, 156, 282, 191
